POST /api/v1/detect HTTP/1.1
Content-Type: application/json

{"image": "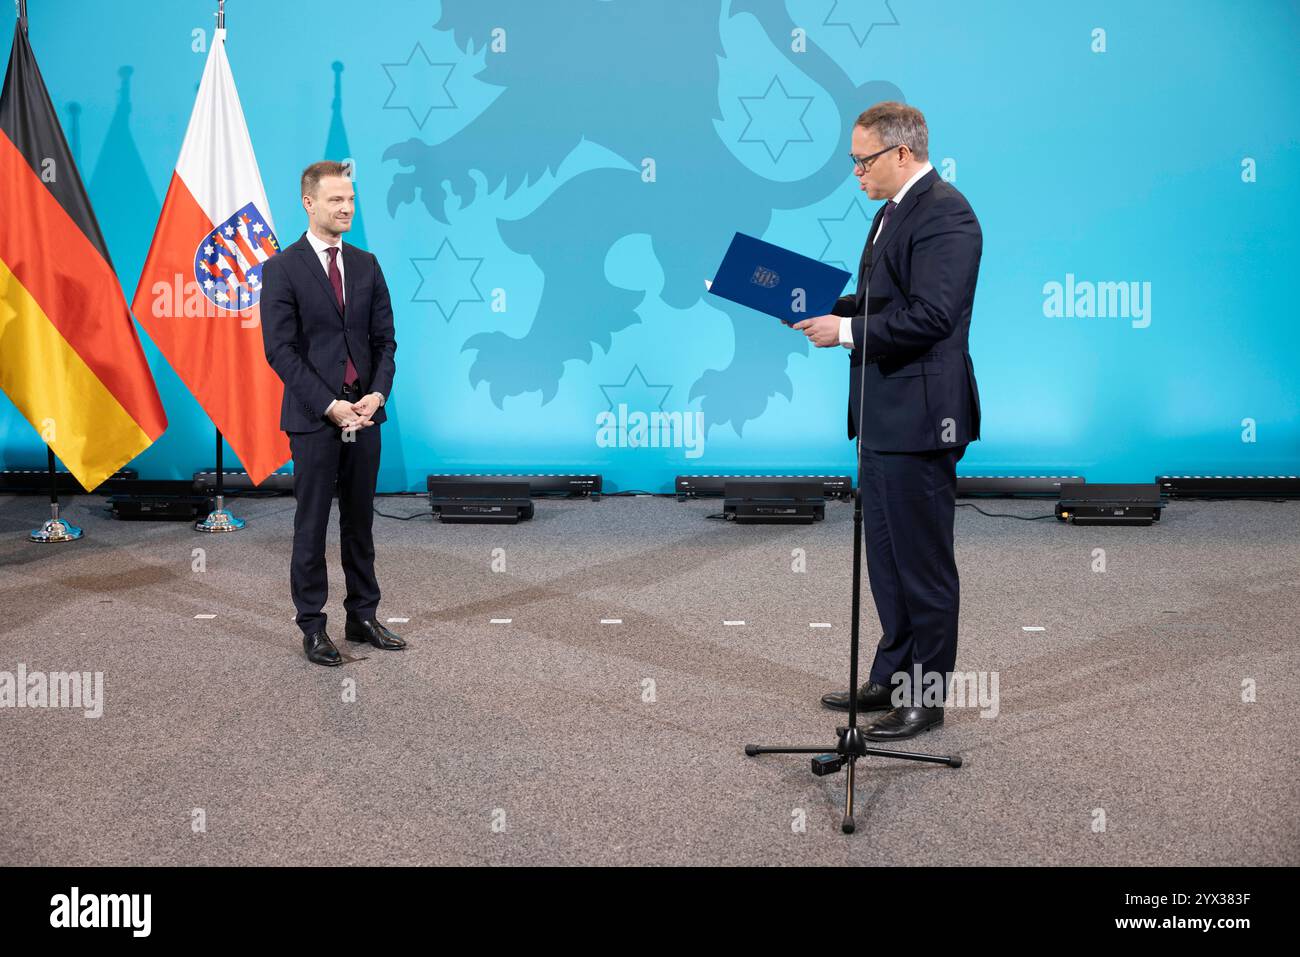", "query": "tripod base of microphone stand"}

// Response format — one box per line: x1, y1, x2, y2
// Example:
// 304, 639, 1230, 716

745, 724, 962, 834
